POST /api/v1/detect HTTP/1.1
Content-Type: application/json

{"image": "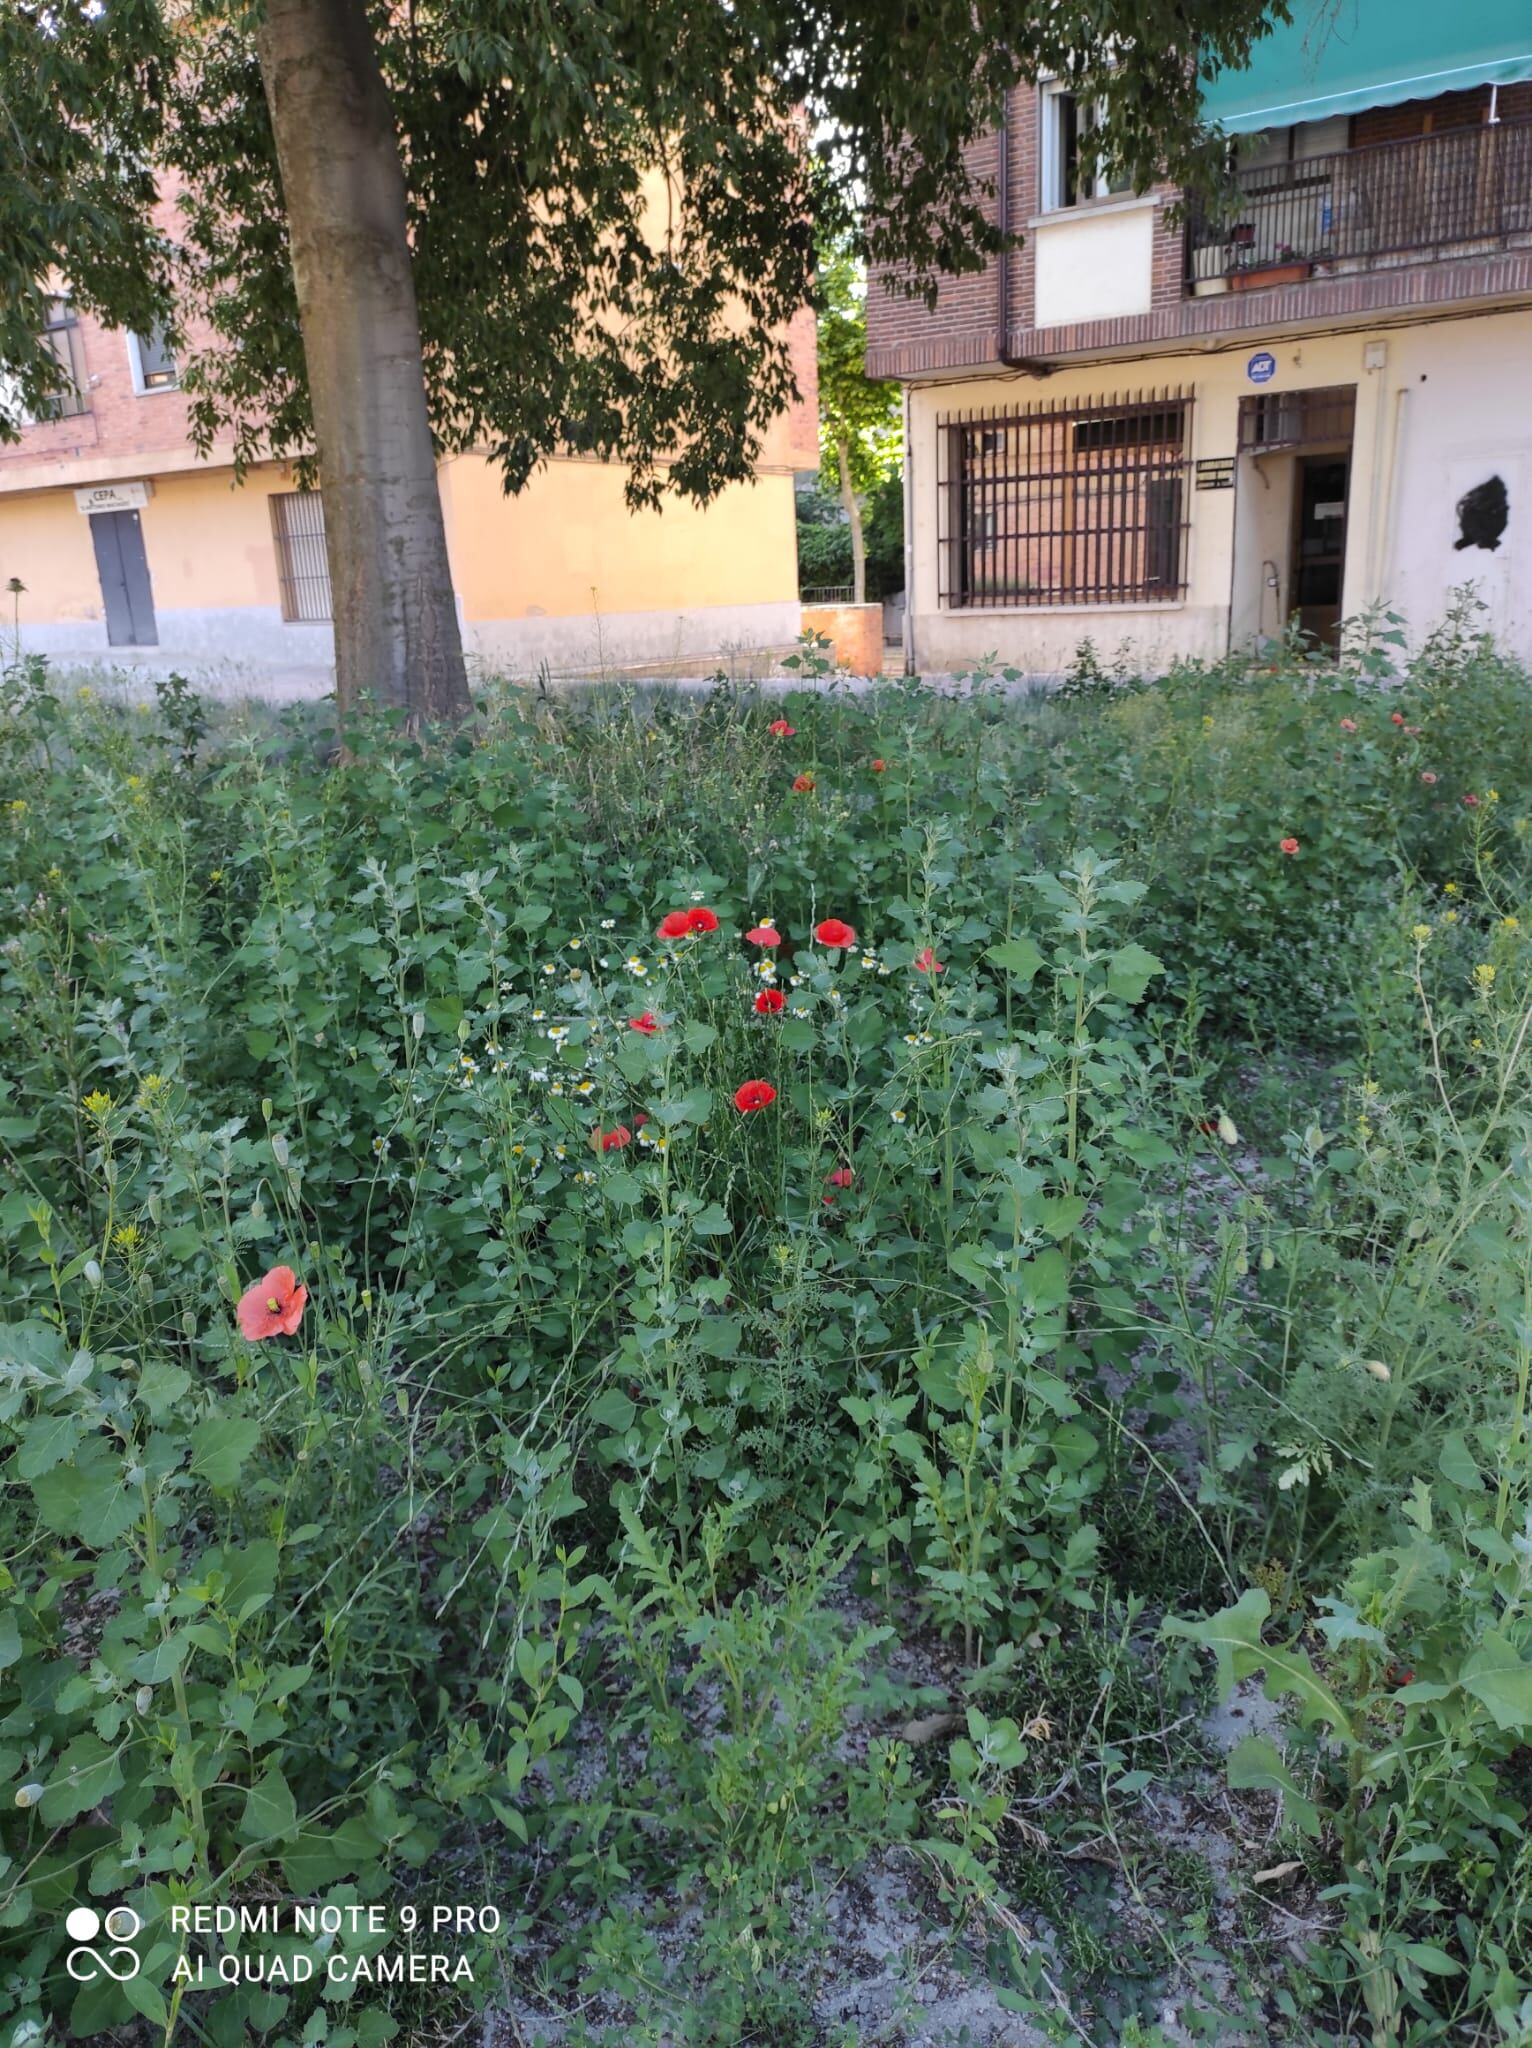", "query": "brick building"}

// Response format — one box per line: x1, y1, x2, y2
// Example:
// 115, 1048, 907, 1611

867, 1, 1532, 675
0, 209, 818, 685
